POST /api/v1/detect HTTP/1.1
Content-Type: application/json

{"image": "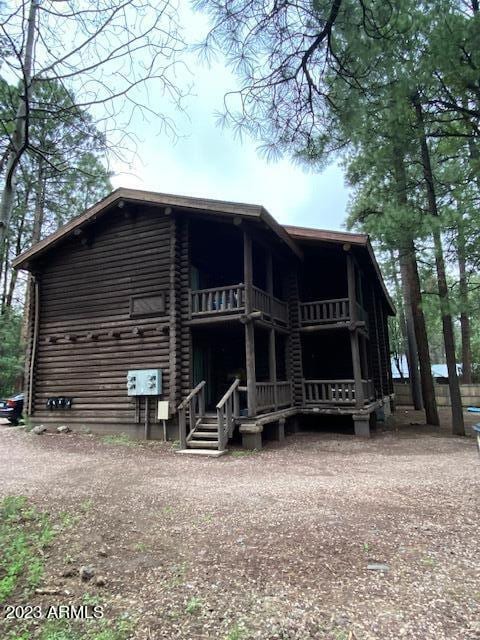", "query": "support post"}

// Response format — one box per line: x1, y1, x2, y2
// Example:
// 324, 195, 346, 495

353, 413, 370, 438
346, 252, 364, 408
242, 429, 262, 450
269, 329, 278, 409
266, 250, 278, 409
244, 231, 257, 416
266, 250, 273, 316
273, 418, 285, 441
